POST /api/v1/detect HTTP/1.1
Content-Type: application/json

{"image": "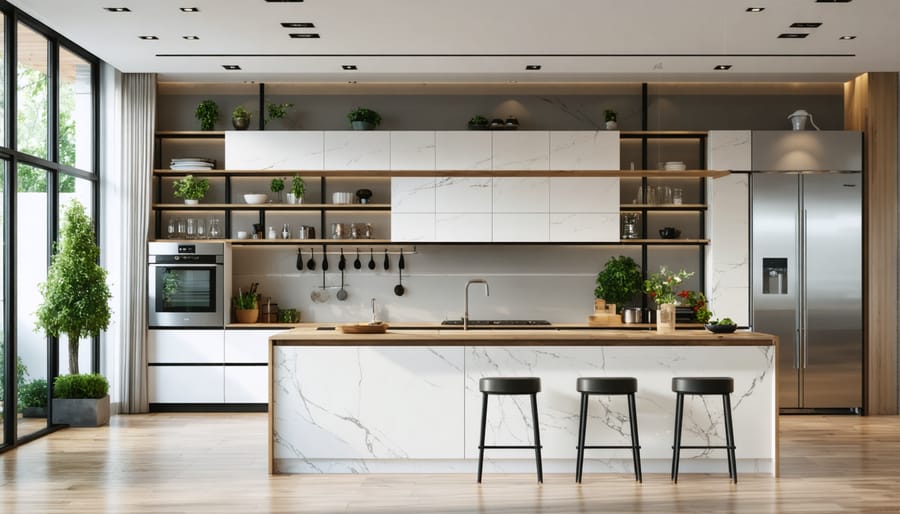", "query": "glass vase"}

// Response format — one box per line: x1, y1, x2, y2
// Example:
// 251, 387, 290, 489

656, 303, 676, 334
